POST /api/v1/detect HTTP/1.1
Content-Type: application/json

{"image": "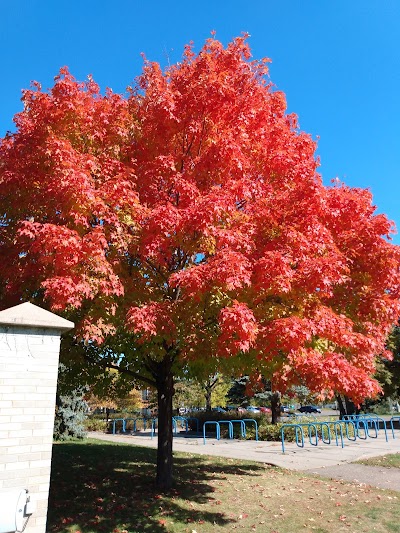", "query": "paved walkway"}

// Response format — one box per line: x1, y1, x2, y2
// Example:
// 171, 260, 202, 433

304, 463, 400, 491
88, 430, 400, 491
